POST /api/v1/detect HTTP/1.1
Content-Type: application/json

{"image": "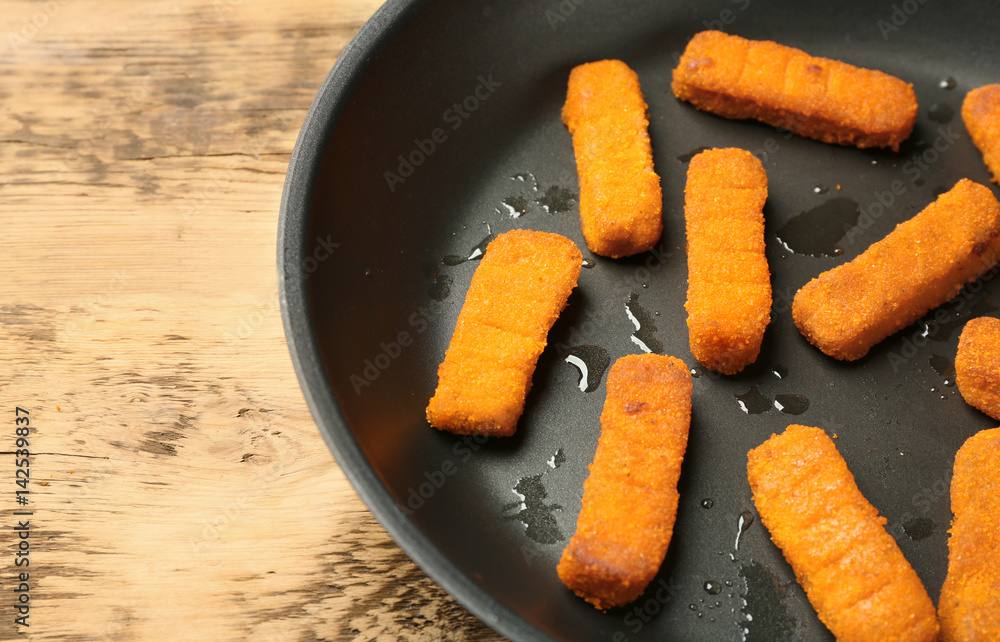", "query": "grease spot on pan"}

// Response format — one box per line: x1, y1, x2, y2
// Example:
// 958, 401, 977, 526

503, 475, 564, 545
537, 185, 576, 213
775, 197, 860, 257
903, 516, 935, 541
739, 561, 796, 641
736, 386, 771, 414
563, 345, 610, 393
773, 394, 809, 415
625, 292, 662, 354
677, 146, 710, 163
